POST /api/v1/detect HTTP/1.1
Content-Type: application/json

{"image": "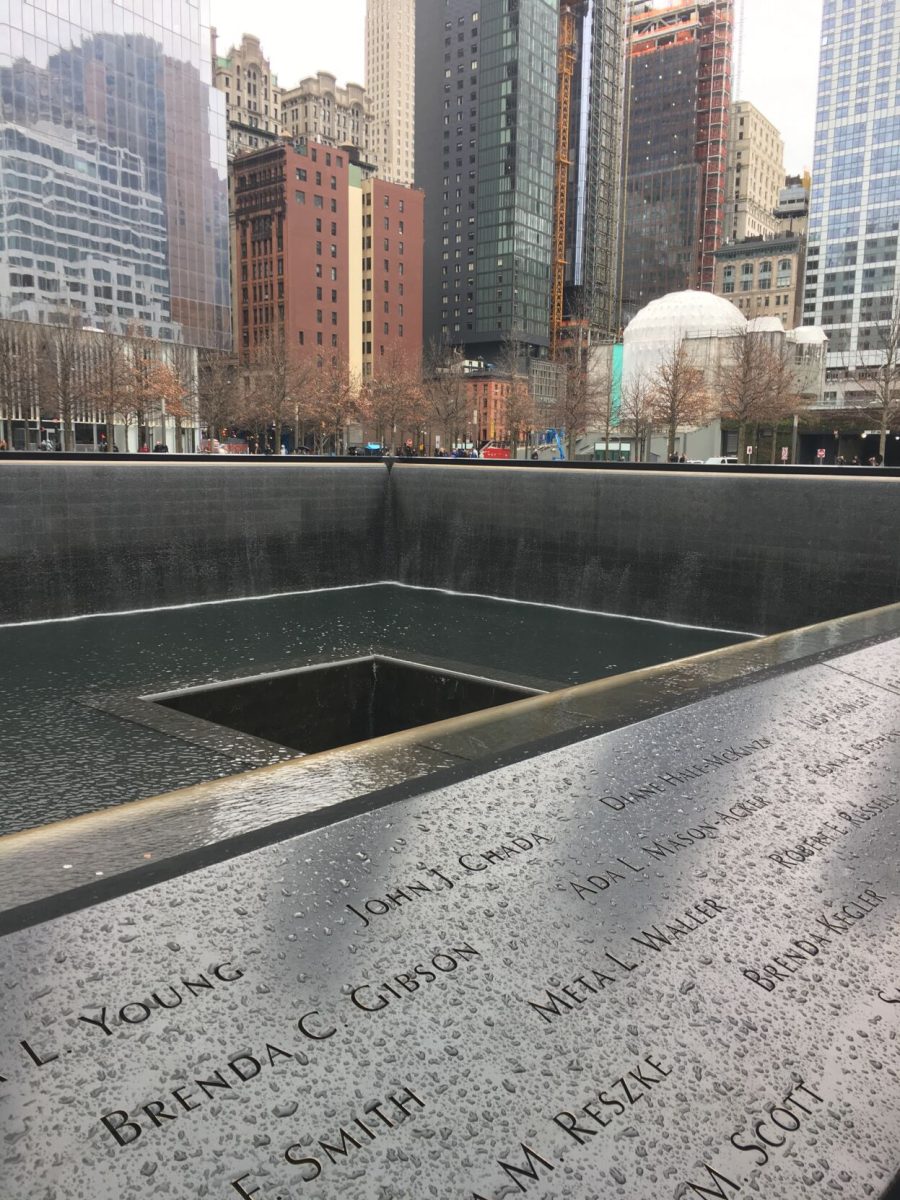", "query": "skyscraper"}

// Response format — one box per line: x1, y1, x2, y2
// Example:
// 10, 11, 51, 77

803, 0, 900, 408
723, 101, 784, 243
563, 0, 625, 340
366, 0, 415, 186
415, 0, 558, 361
0, 0, 230, 349
621, 0, 733, 320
